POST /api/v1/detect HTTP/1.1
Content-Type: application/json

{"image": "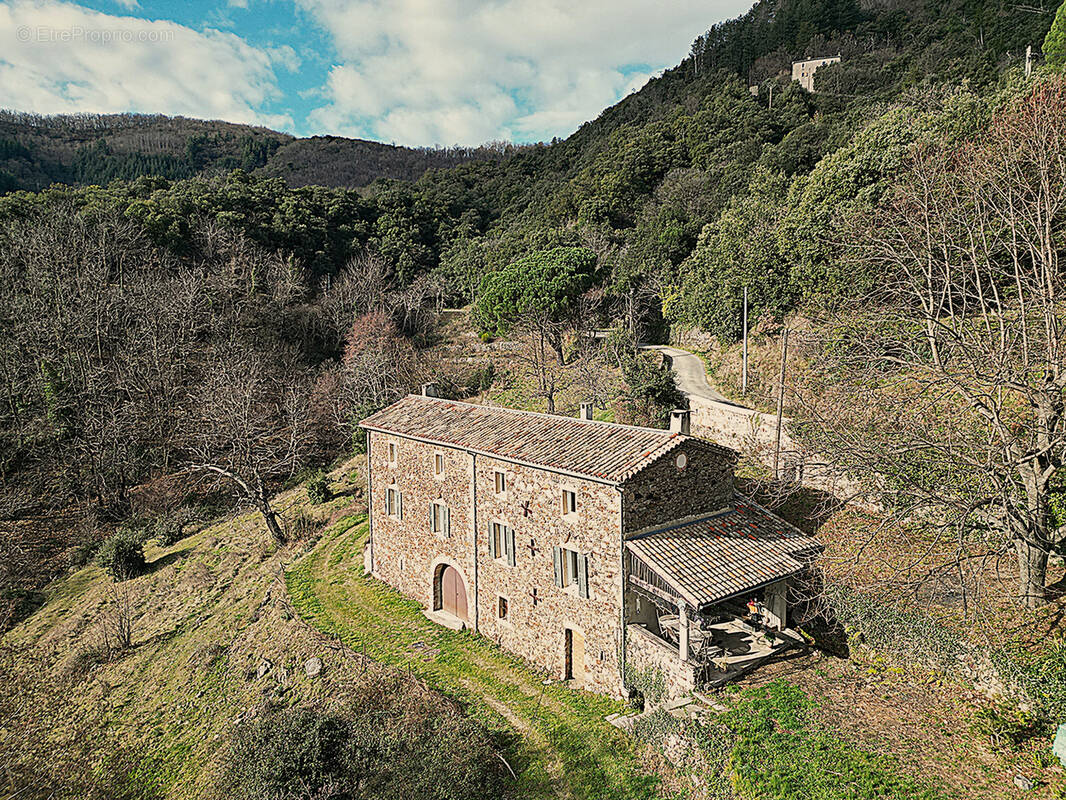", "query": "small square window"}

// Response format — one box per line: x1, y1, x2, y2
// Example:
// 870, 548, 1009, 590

434, 453, 444, 477
498, 596, 509, 620
562, 489, 577, 516
494, 471, 507, 495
